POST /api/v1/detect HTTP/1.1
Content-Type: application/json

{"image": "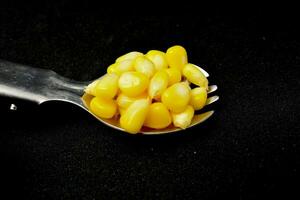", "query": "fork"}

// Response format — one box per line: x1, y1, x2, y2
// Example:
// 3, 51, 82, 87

0, 59, 219, 135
